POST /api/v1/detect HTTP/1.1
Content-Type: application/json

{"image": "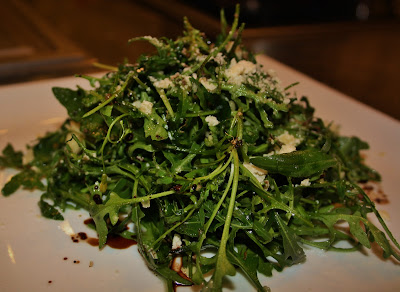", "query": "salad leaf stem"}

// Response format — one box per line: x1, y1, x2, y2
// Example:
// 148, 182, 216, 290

92, 62, 118, 71
192, 153, 233, 184
82, 71, 135, 118
196, 155, 235, 251
156, 87, 175, 118
208, 148, 240, 290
